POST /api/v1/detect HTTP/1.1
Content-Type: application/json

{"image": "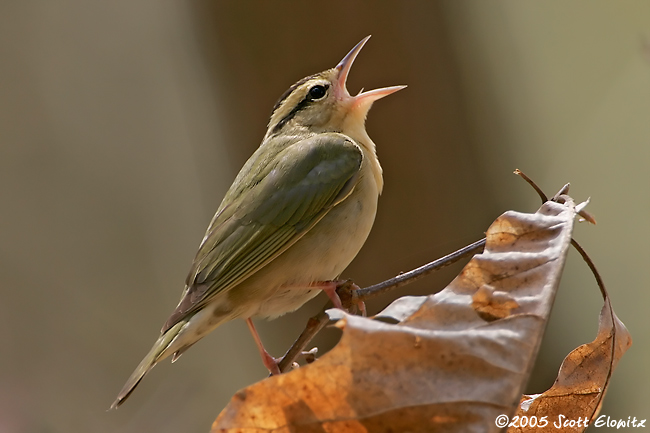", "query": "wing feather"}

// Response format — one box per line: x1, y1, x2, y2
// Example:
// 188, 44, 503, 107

162, 133, 362, 332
